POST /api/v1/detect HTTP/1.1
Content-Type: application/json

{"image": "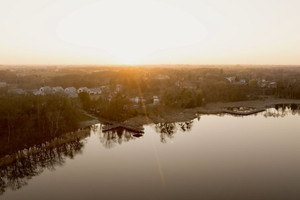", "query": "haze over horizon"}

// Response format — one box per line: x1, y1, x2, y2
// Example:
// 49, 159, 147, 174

1, 0, 300, 65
